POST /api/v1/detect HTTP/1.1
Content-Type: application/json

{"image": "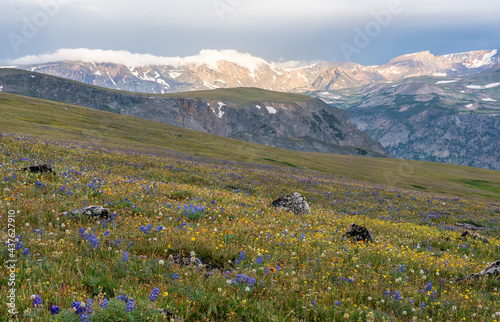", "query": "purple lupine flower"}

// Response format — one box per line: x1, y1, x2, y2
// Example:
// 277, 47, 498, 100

149, 287, 160, 302
32, 295, 42, 307
126, 298, 135, 312
50, 305, 59, 314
